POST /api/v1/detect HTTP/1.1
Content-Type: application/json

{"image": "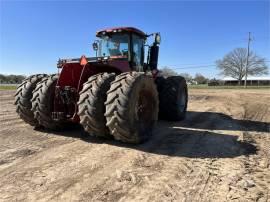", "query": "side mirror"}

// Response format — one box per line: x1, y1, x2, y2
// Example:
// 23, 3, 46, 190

92, 42, 98, 51
154, 33, 161, 45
